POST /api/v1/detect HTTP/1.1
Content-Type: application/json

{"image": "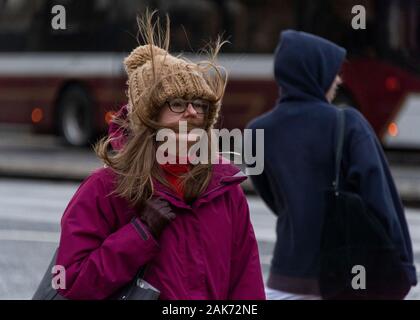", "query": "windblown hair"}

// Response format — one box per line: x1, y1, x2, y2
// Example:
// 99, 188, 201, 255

94, 10, 228, 208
